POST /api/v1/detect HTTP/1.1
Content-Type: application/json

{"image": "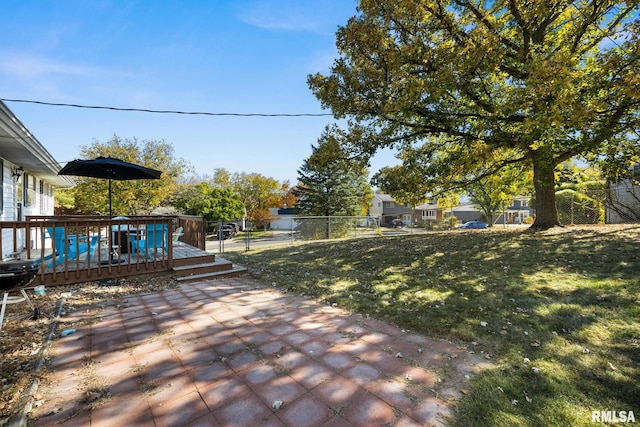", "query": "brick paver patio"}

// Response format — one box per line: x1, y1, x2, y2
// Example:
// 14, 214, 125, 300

30, 277, 487, 426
